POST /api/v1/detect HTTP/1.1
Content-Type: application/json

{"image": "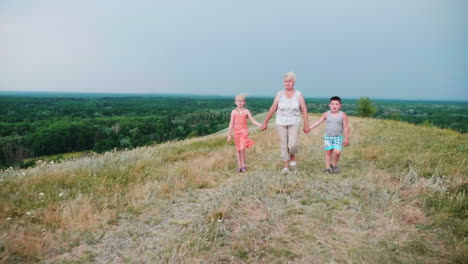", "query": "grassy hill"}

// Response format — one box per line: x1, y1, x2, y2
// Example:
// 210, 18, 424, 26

1, 114, 467, 263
